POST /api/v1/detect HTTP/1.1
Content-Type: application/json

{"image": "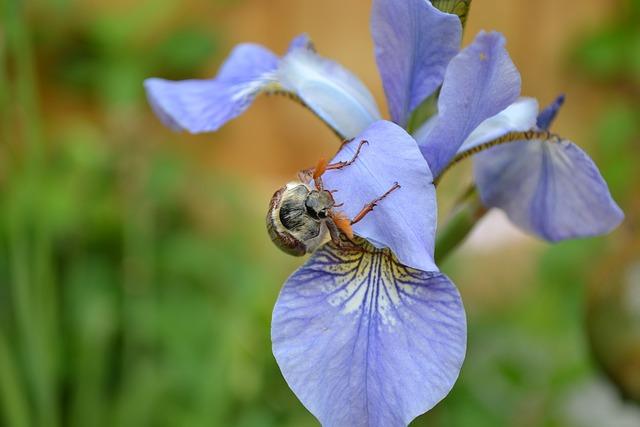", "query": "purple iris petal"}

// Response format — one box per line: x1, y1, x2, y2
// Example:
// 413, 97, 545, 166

536, 94, 565, 130
272, 242, 466, 427
418, 31, 521, 176
474, 136, 624, 242
371, 0, 461, 127
321, 120, 437, 272
457, 97, 539, 154
144, 44, 279, 133
278, 43, 381, 139
146, 34, 380, 138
